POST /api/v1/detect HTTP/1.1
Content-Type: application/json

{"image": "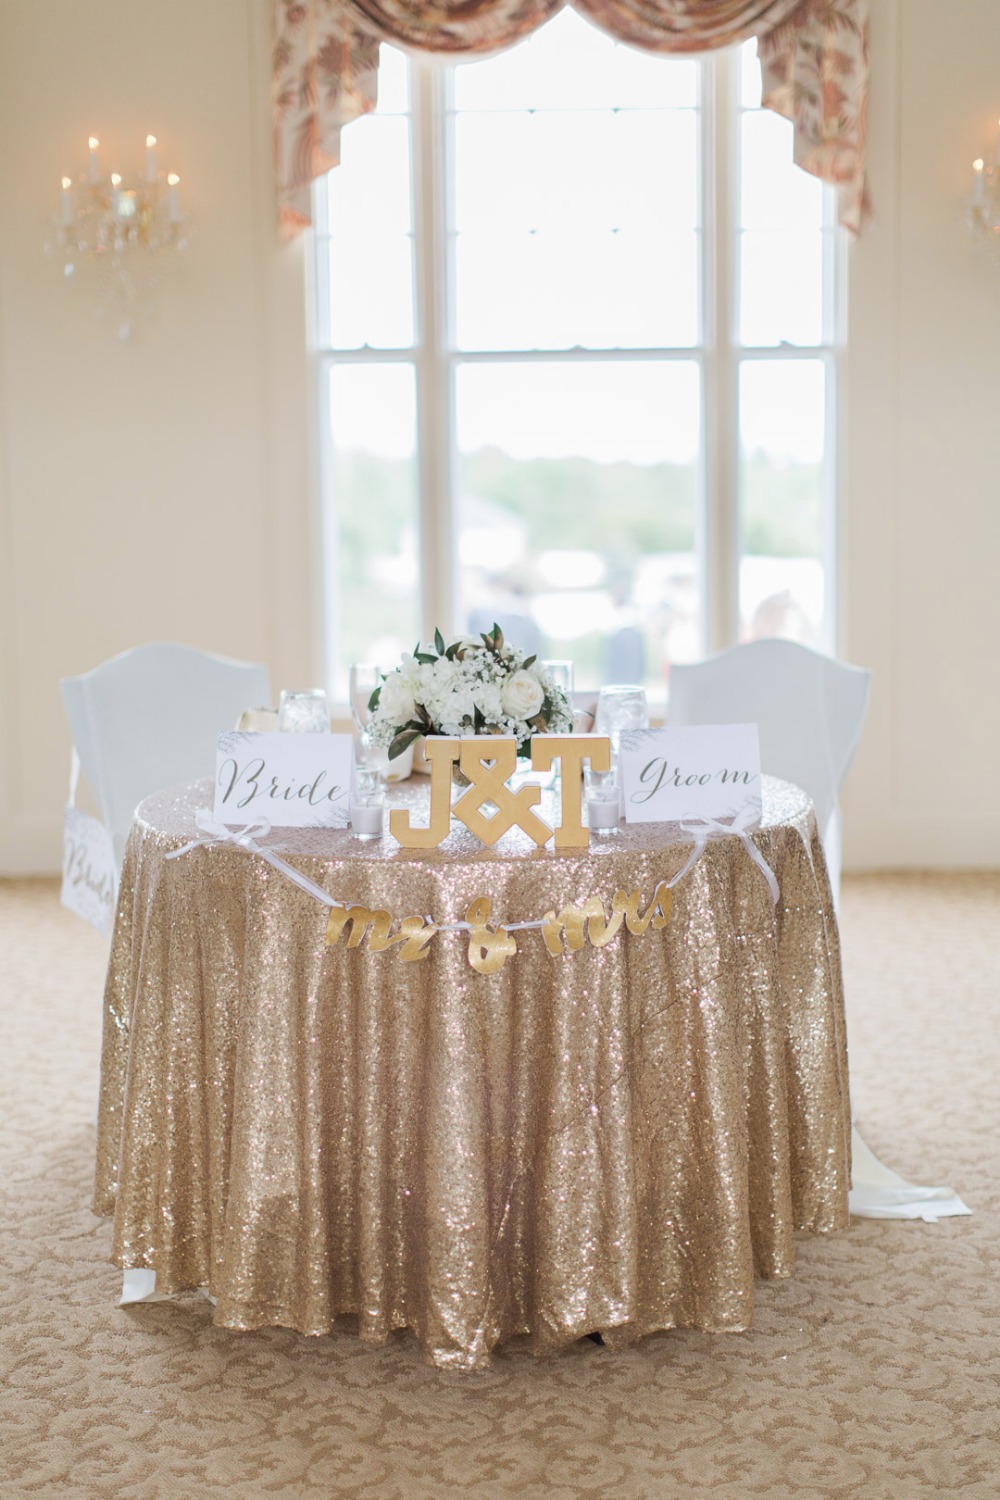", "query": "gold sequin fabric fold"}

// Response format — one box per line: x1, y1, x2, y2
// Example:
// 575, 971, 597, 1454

95, 776, 850, 1369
